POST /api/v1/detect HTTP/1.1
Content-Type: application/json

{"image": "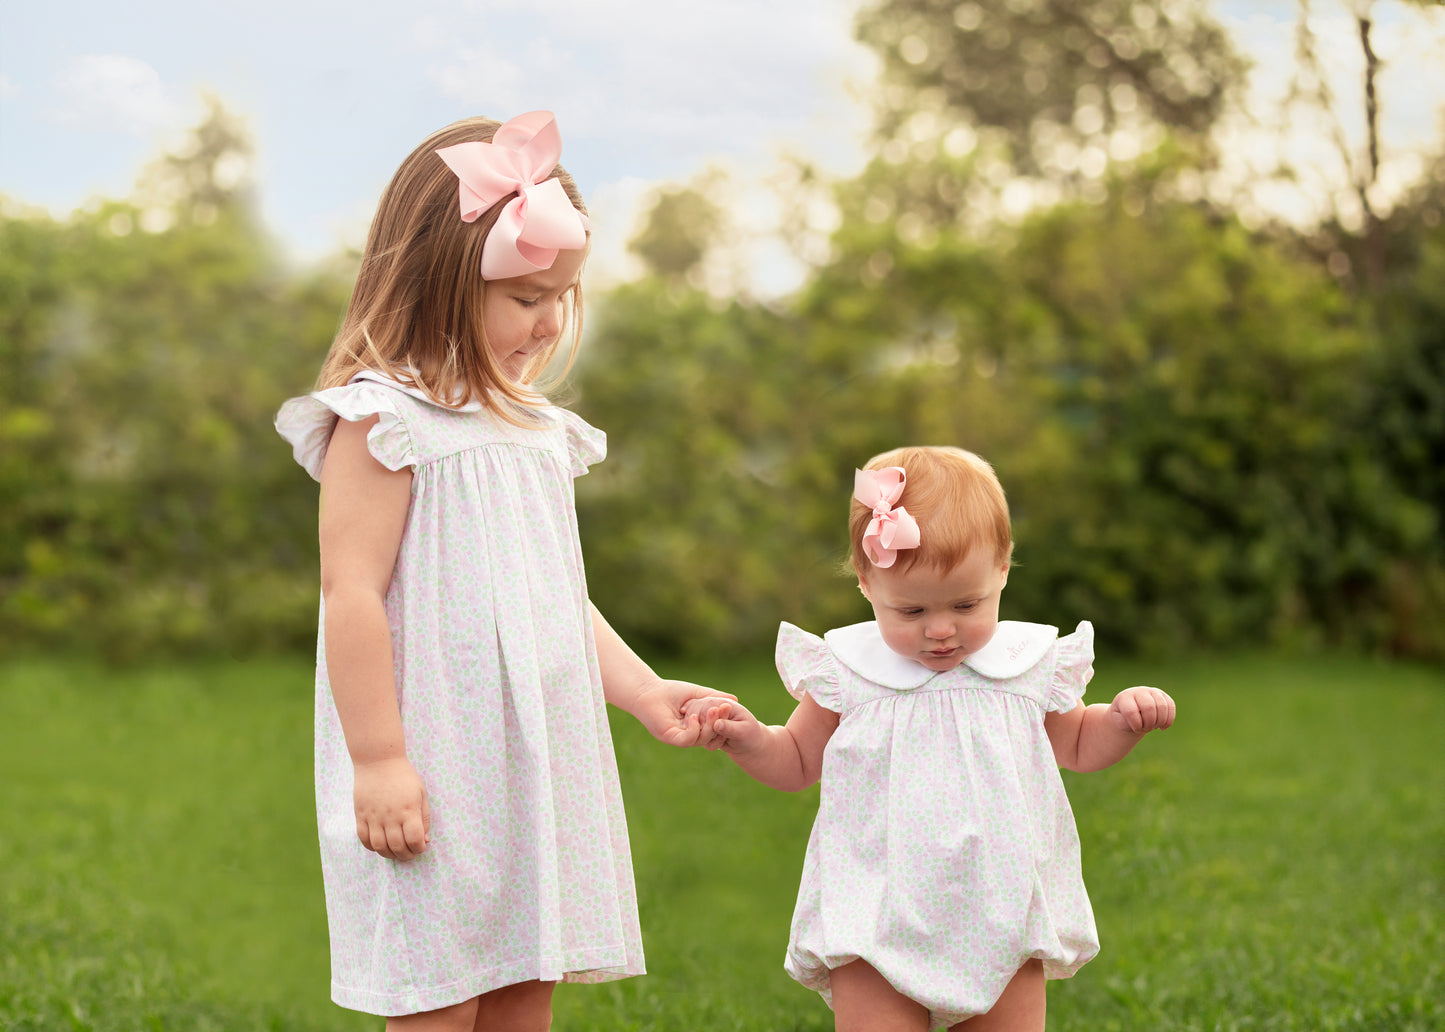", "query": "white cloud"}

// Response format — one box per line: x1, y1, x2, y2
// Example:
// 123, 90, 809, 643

0, 73, 19, 100
420, 0, 872, 170
52, 54, 186, 136
414, 0, 874, 294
